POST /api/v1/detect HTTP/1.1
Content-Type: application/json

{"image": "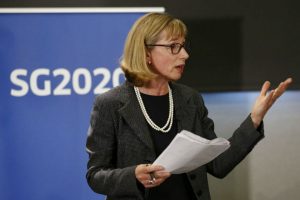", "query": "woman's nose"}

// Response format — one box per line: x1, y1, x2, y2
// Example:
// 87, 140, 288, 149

180, 47, 189, 60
